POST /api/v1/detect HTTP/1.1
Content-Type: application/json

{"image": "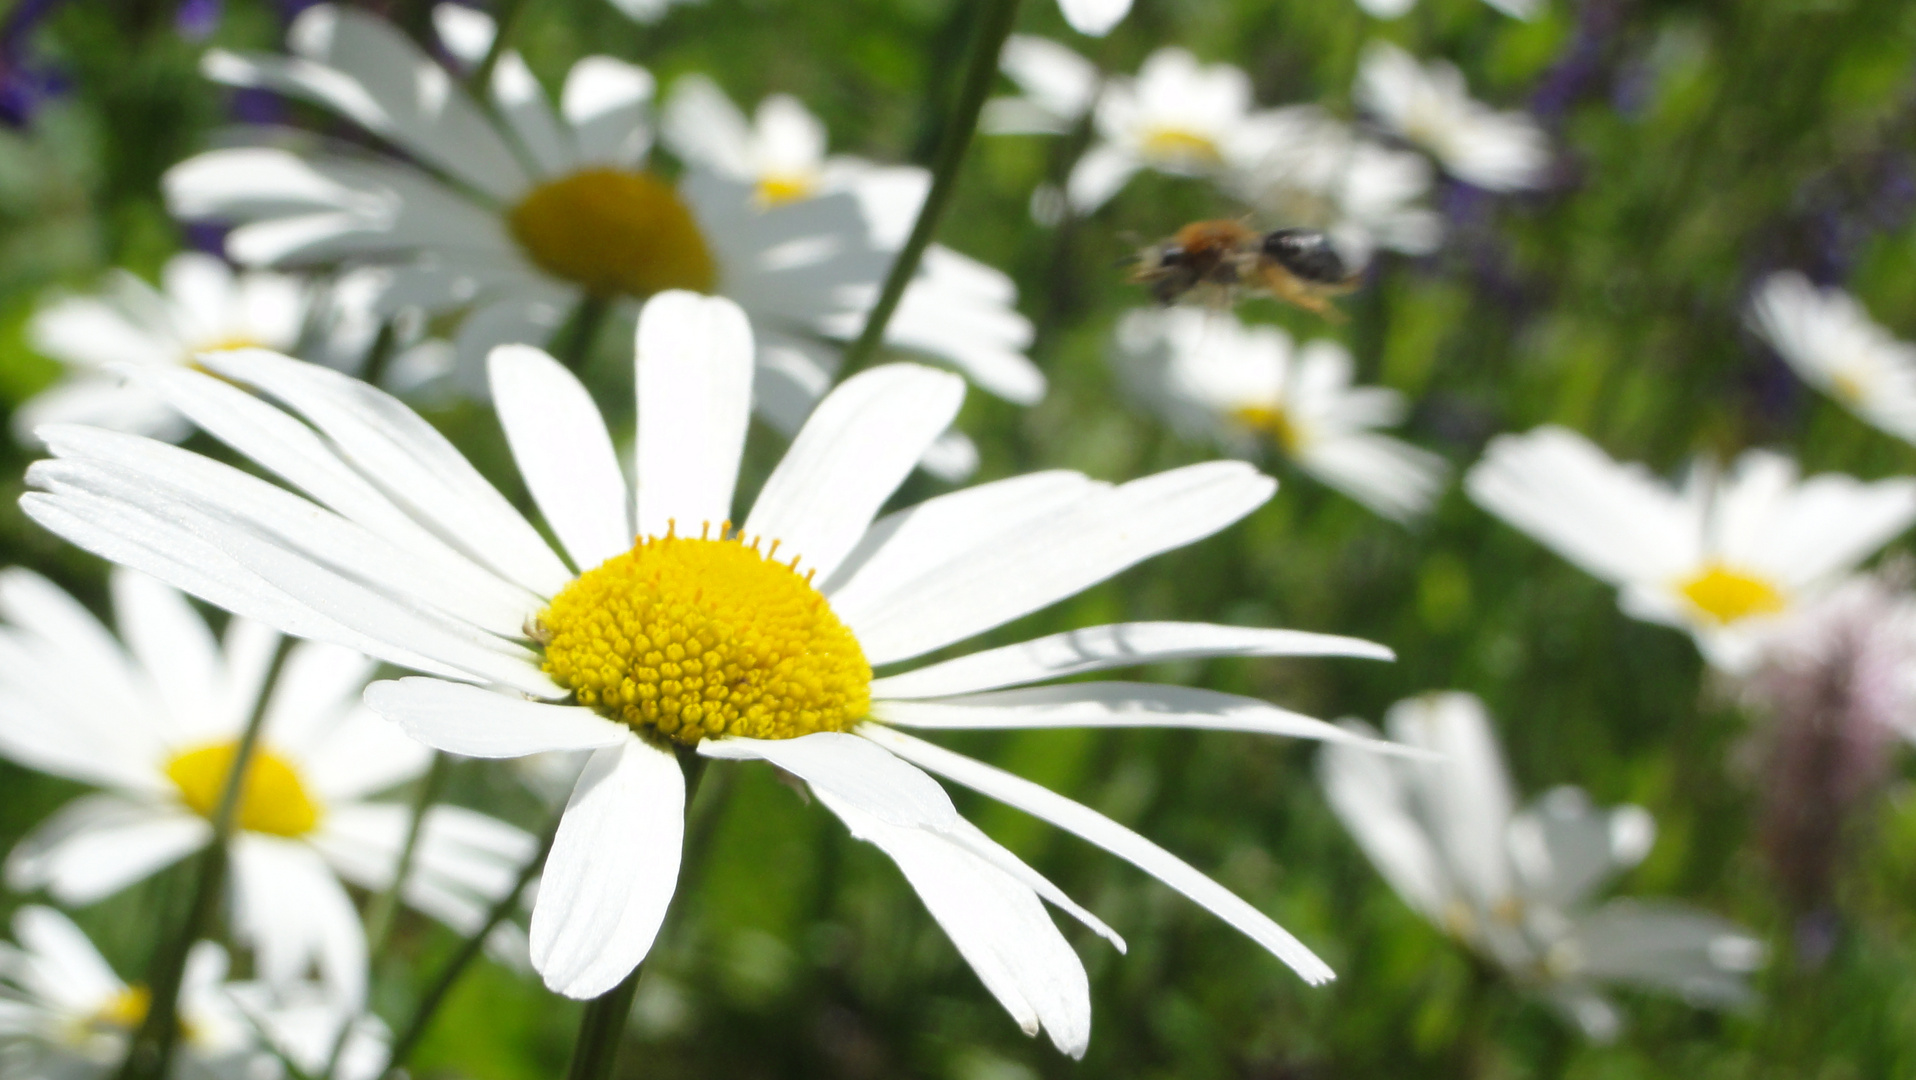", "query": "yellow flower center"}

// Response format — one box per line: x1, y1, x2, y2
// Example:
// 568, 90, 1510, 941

507, 168, 718, 300
1678, 563, 1787, 626
1138, 126, 1223, 166
755, 172, 817, 206
164, 742, 322, 838
1829, 369, 1867, 406
93, 985, 150, 1031
1231, 404, 1306, 455
537, 530, 871, 746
